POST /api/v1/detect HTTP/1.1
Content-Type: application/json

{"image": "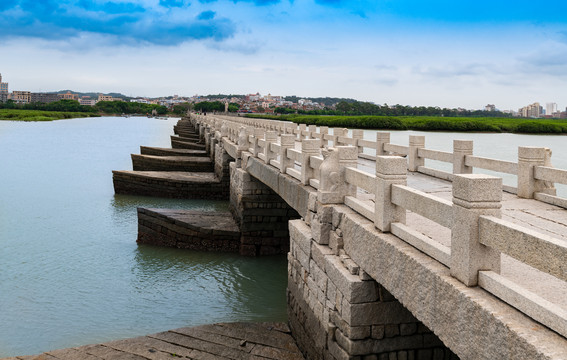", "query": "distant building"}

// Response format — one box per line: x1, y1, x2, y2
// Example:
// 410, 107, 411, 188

10, 91, 31, 104
485, 104, 496, 112
98, 94, 114, 102
546, 102, 558, 116
31, 93, 60, 103
0, 73, 8, 96
79, 97, 97, 106
58, 91, 79, 100
519, 102, 542, 118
